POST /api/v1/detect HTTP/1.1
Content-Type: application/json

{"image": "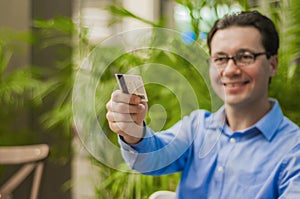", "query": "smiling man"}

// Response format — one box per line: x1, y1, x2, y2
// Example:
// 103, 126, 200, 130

106, 11, 300, 198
